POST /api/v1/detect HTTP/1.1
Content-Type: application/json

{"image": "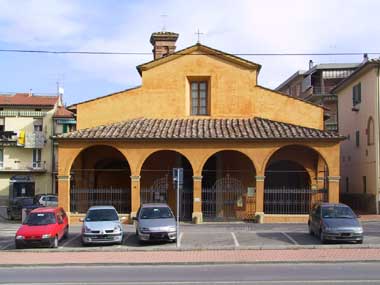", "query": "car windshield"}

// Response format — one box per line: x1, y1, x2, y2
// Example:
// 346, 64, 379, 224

140, 207, 174, 219
85, 209, 119, 222
322, 206, 355, 219
24, 213, 56, 225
